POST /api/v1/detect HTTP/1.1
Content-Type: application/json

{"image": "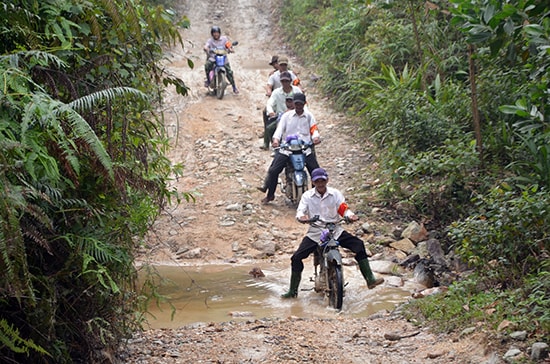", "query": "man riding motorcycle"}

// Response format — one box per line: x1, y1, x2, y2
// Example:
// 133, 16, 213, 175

203, 26, 239, 94
258, 93, 321, 205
